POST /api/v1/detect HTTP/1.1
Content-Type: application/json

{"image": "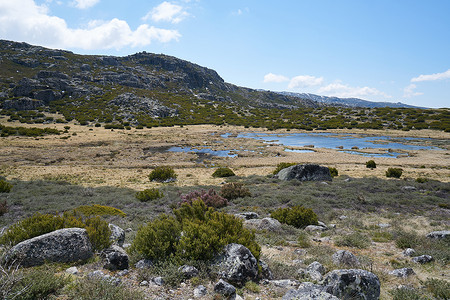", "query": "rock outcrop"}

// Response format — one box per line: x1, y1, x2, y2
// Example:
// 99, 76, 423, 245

276, 164, 332, 182
5, 228, 93, 267
216, 243, 259, 286
323, 269, 380, 300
